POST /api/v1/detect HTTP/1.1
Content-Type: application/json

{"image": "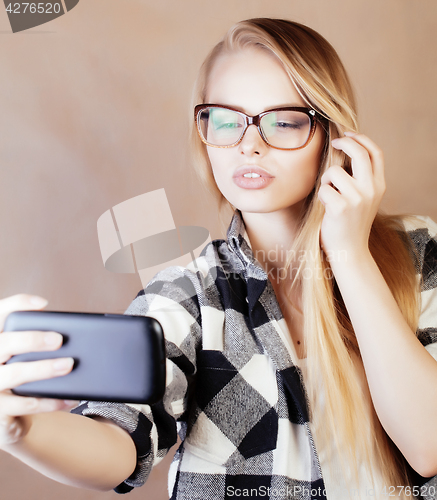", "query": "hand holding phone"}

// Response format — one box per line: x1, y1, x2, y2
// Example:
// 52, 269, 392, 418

0, 294, 74, 448
4, 310, 166, 405
0, 294, 166, 448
